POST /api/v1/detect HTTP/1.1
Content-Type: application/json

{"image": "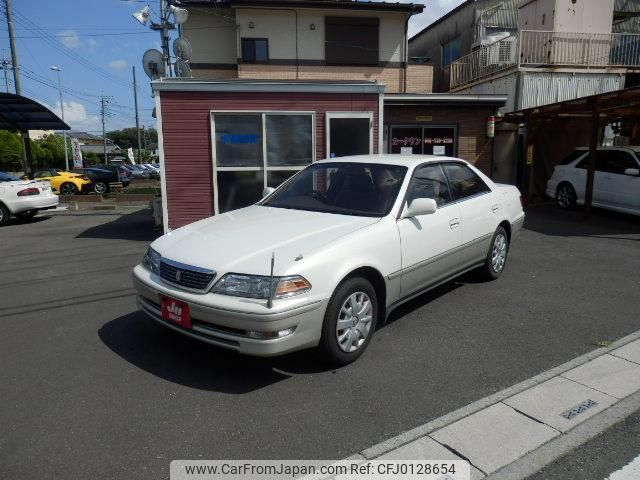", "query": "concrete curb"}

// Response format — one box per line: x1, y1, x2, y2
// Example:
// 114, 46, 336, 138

350, 329, 640, 477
